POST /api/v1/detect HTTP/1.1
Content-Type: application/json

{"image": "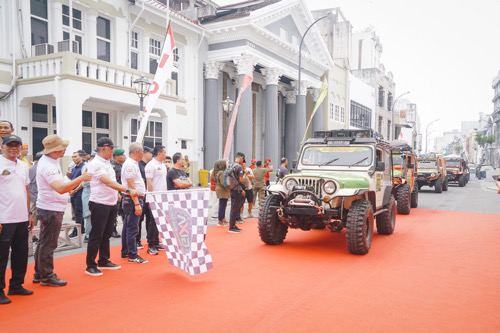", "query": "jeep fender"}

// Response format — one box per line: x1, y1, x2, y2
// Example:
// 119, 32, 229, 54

382, 186, 393, 206
356, 189, 376, 210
